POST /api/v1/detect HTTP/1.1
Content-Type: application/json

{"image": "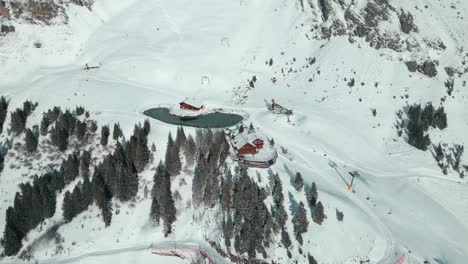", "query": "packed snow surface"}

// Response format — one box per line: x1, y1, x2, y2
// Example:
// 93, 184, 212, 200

1, 0, 468, 263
